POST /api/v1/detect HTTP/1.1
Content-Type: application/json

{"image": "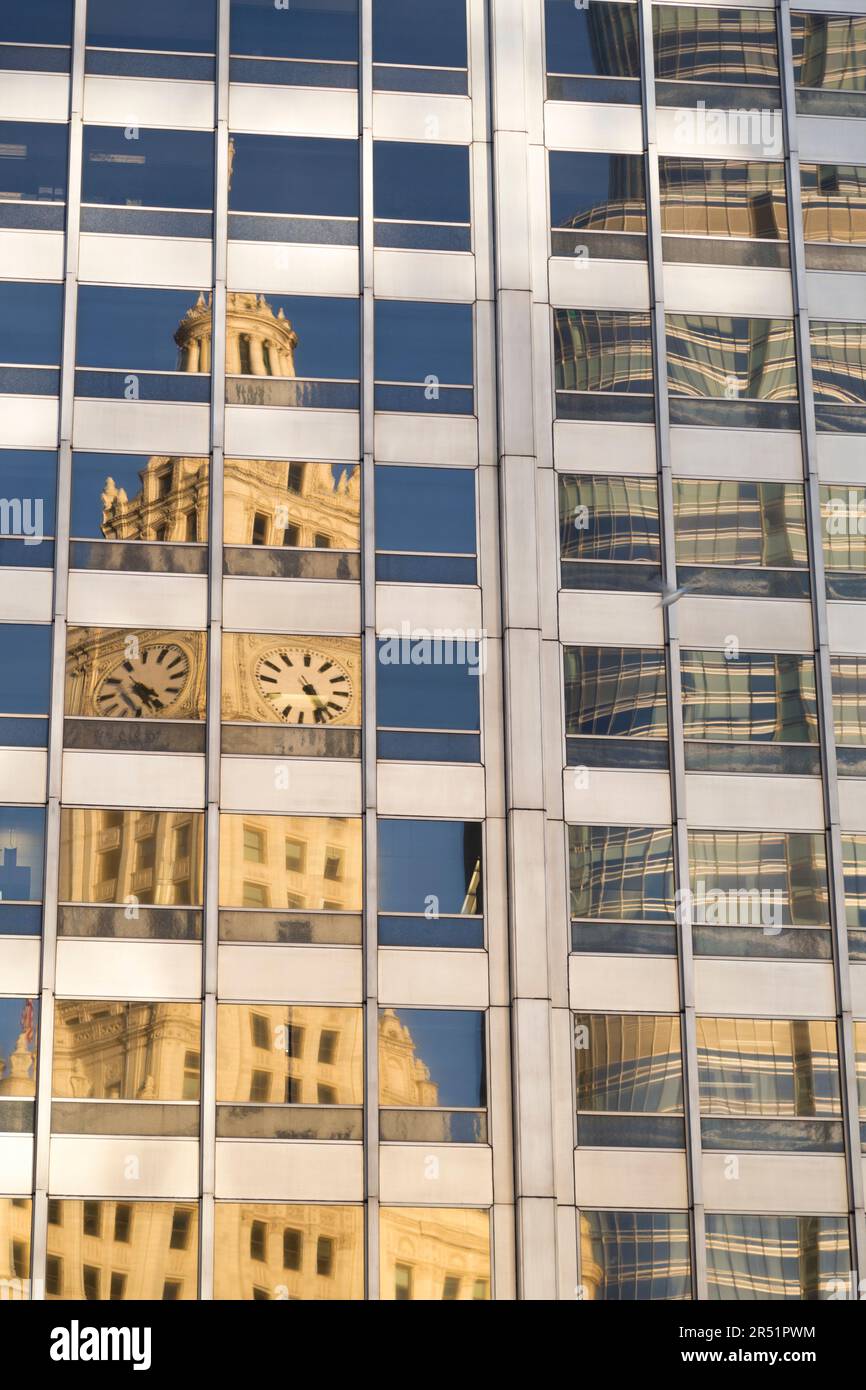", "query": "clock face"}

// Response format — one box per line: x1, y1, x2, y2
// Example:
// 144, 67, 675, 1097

254, 647, 353, 725
95, 643, 191, 719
